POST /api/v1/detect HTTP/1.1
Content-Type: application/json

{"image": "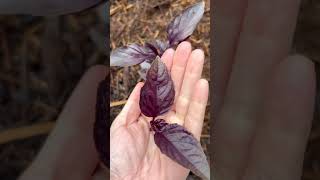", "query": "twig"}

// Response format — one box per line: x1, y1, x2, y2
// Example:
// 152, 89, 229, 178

0, 122, 55, 144
110, 5, 121, 16
110, 100, 127, 107
201, 134, 210, 138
